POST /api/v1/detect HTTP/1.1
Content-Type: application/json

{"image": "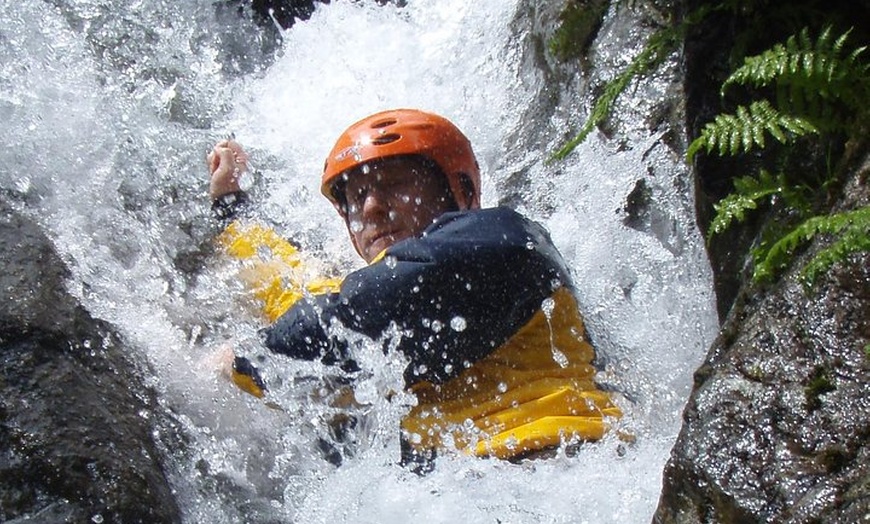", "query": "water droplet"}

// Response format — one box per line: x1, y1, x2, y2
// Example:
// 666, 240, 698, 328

92, 515, 104, 523
497, 382, 508, 393
15, 177, 31, 193
450, 316, 467, 332
385, 256, 398, 269
541, 297, 555, 317
349, 220, 363, 233
431, 320, 443, 333
552, 348, 569, 368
